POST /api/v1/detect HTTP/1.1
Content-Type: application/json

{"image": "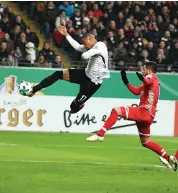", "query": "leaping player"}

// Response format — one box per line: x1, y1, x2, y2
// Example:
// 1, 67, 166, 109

87, 62, 178, 171
20, 25, 110, 113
